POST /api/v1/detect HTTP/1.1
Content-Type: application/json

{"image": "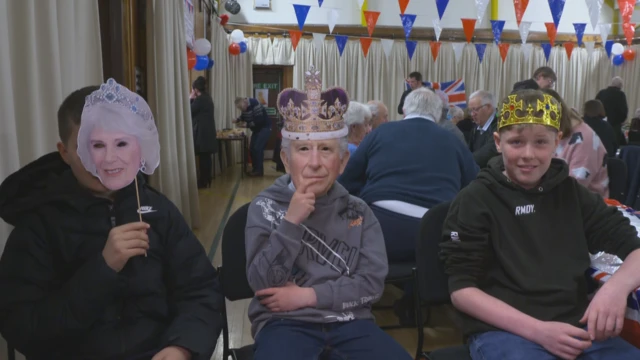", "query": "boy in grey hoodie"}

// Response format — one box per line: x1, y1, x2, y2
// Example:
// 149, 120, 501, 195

244, 66, 411, 360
